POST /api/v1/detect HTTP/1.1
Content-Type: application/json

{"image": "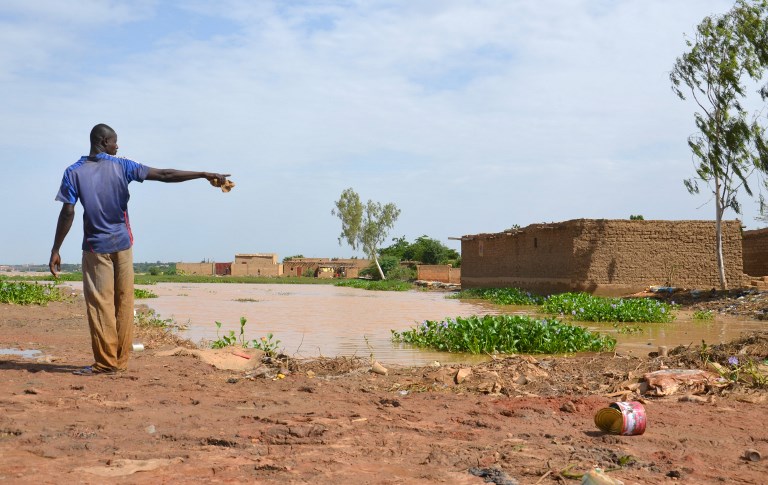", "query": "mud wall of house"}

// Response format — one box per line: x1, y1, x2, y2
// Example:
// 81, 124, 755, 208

461, 225, 576, 293
461, 219, 744, 294
234, 255, 278, 266
176, 263, 214, 276
743, 228, 768, 276
230, 263, 282, 277
417, 265, 461, 284
572, 220, 743, 292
